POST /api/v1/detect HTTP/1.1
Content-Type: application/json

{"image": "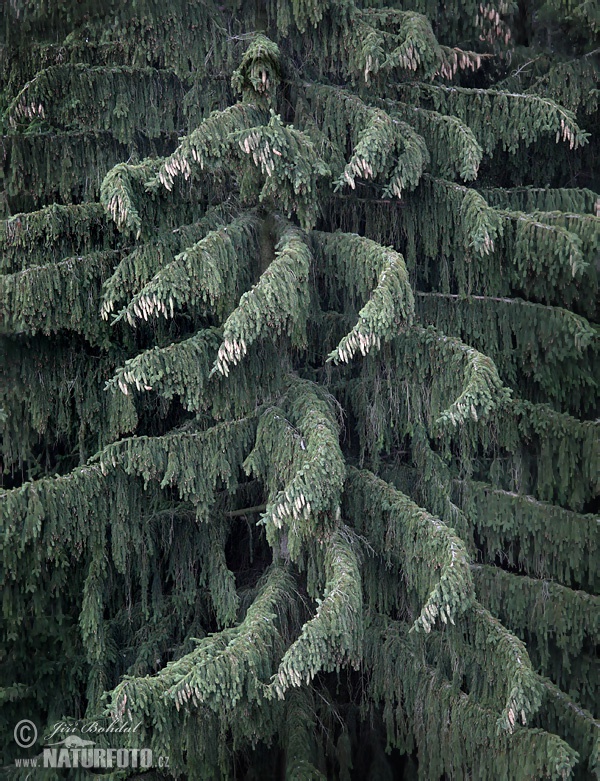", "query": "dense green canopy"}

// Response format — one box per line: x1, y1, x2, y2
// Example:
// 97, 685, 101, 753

1, 0, 598, 778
